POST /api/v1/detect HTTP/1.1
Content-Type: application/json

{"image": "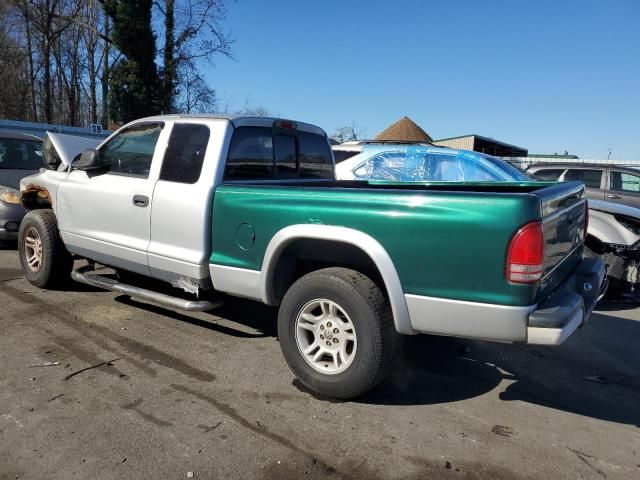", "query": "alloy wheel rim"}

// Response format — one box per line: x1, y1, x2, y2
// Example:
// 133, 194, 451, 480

295, 299, 357, 375
24, 227, 43, 273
